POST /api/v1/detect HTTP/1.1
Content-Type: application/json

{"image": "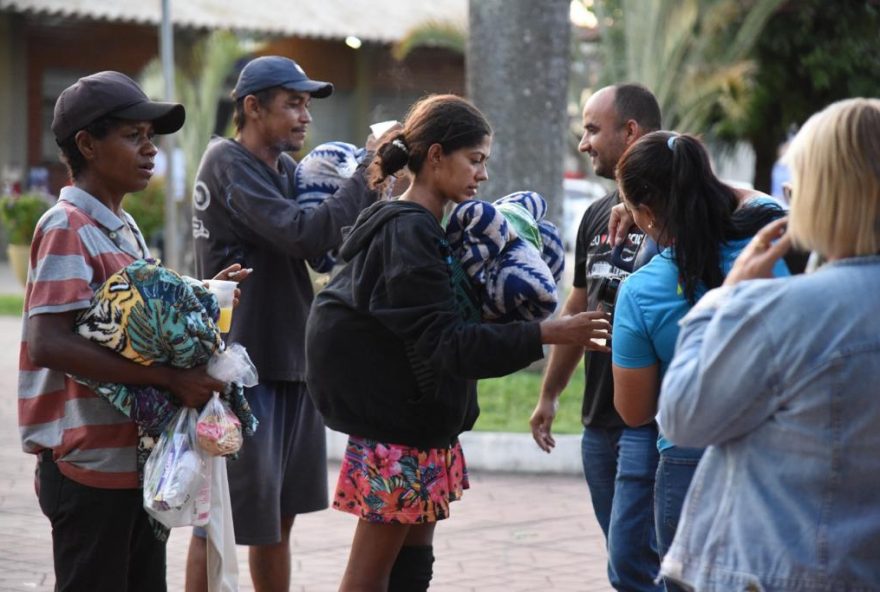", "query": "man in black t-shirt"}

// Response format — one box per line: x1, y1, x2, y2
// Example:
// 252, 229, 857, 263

530, 84, 663, 592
